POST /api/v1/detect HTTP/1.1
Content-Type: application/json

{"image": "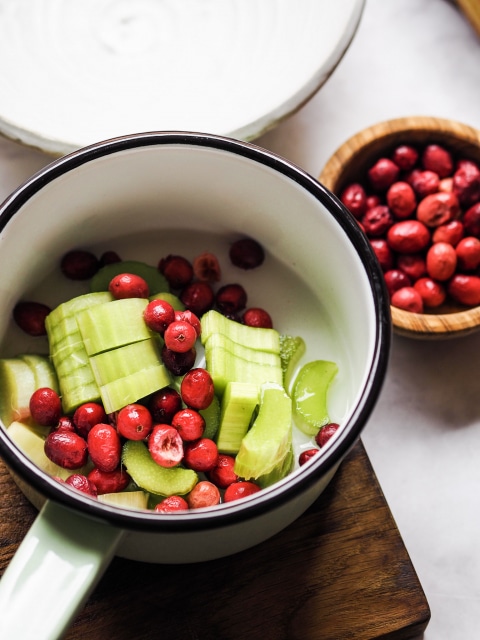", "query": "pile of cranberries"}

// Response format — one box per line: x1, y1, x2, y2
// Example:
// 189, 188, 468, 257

339, 142, 480, 313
